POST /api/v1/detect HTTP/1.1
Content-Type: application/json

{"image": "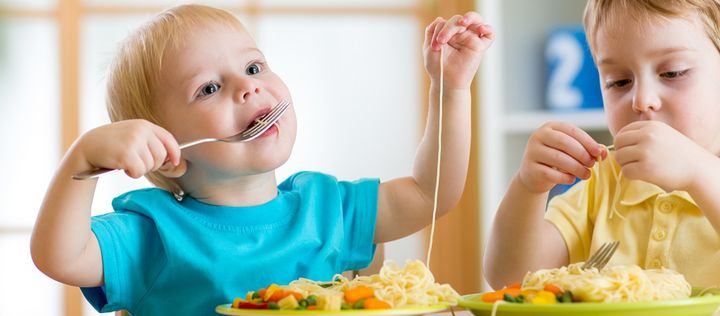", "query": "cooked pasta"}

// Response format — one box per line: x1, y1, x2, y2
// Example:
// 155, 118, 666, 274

284, 260, 459, 308
521, 263, 691, 302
